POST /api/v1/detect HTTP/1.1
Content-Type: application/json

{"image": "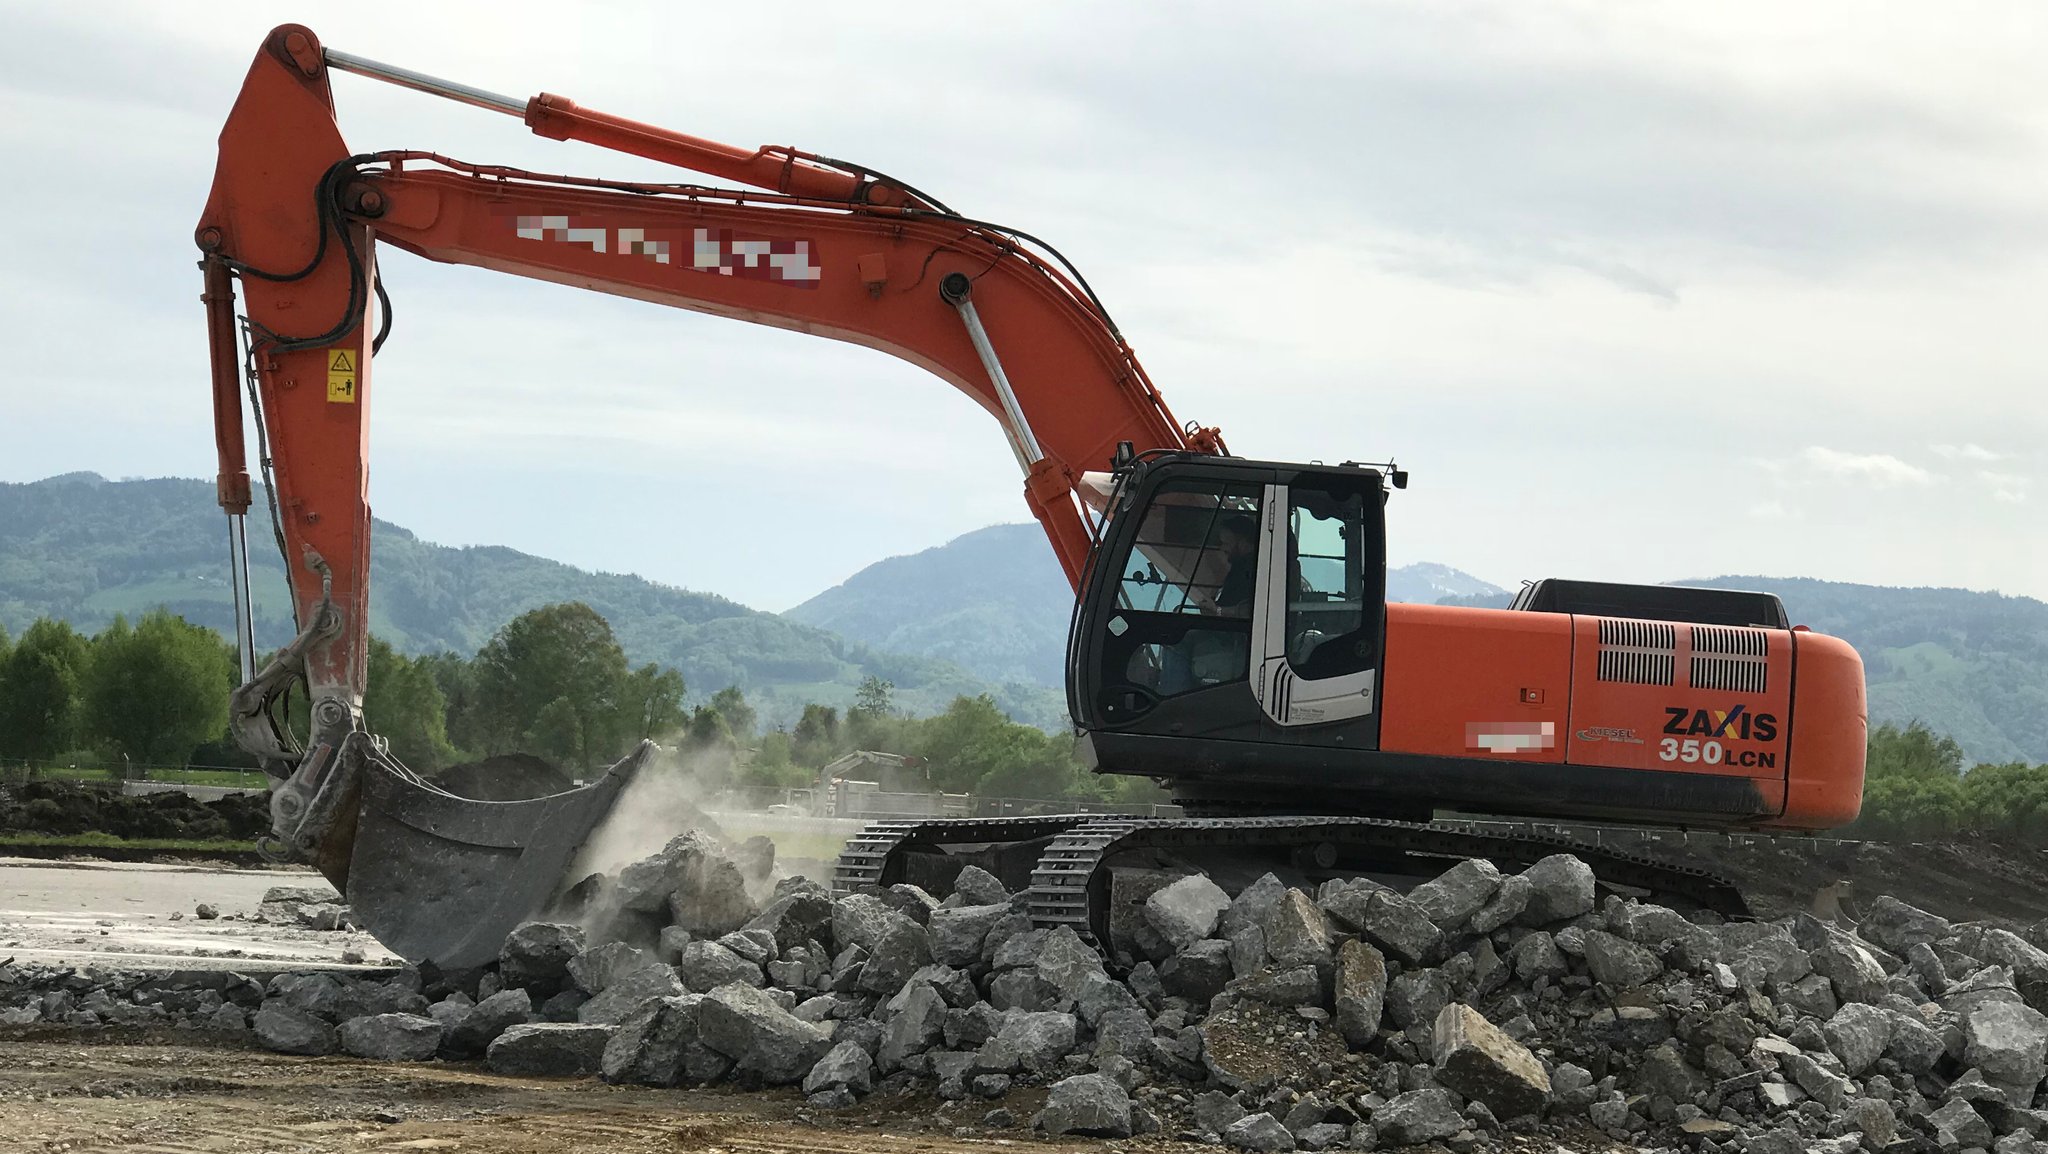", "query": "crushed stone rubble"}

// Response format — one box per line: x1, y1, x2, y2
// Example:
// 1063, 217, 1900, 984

7, 834, 2048, 1154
